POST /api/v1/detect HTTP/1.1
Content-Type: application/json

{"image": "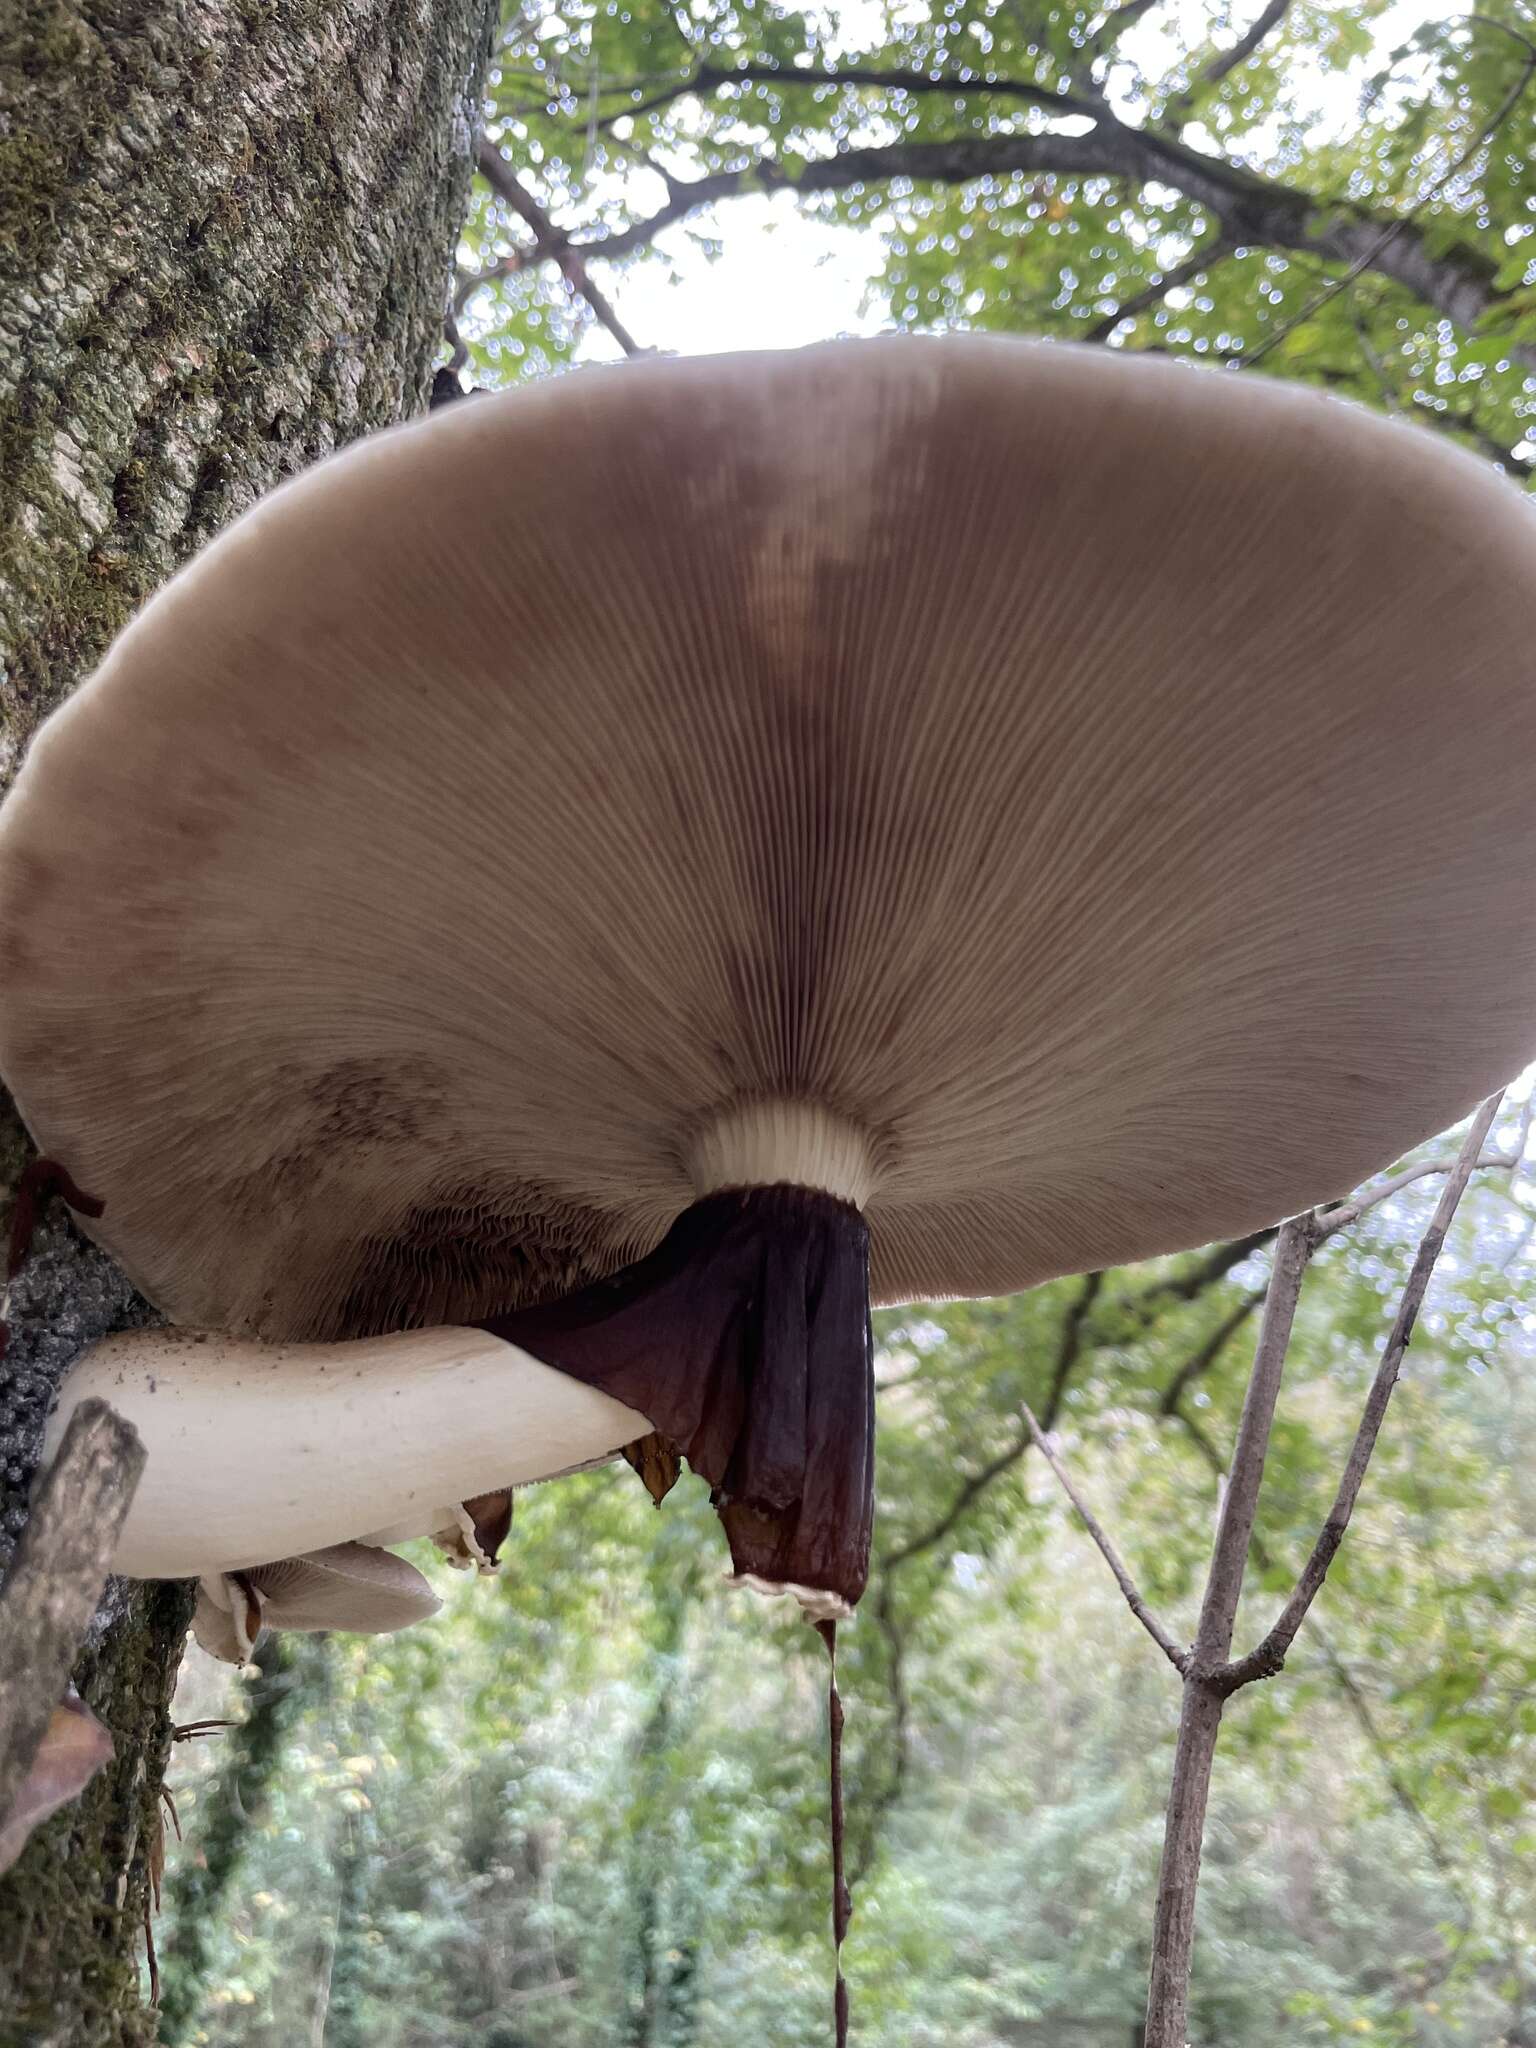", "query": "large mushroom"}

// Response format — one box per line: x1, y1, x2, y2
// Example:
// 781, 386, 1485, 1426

4, 336, 1536, 1622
